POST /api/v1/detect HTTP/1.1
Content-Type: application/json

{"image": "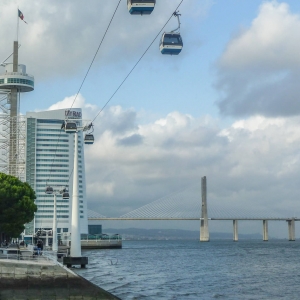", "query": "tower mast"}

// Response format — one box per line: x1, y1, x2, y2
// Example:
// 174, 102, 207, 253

0, 41, 34, 179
